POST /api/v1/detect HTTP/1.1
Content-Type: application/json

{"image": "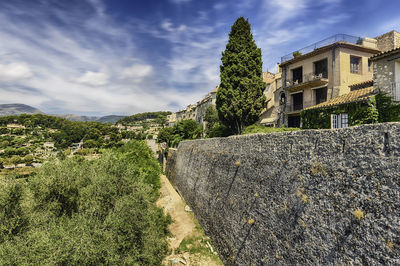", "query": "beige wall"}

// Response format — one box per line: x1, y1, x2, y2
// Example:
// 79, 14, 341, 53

283, 46, 374, 112
336, 47, 374, 96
